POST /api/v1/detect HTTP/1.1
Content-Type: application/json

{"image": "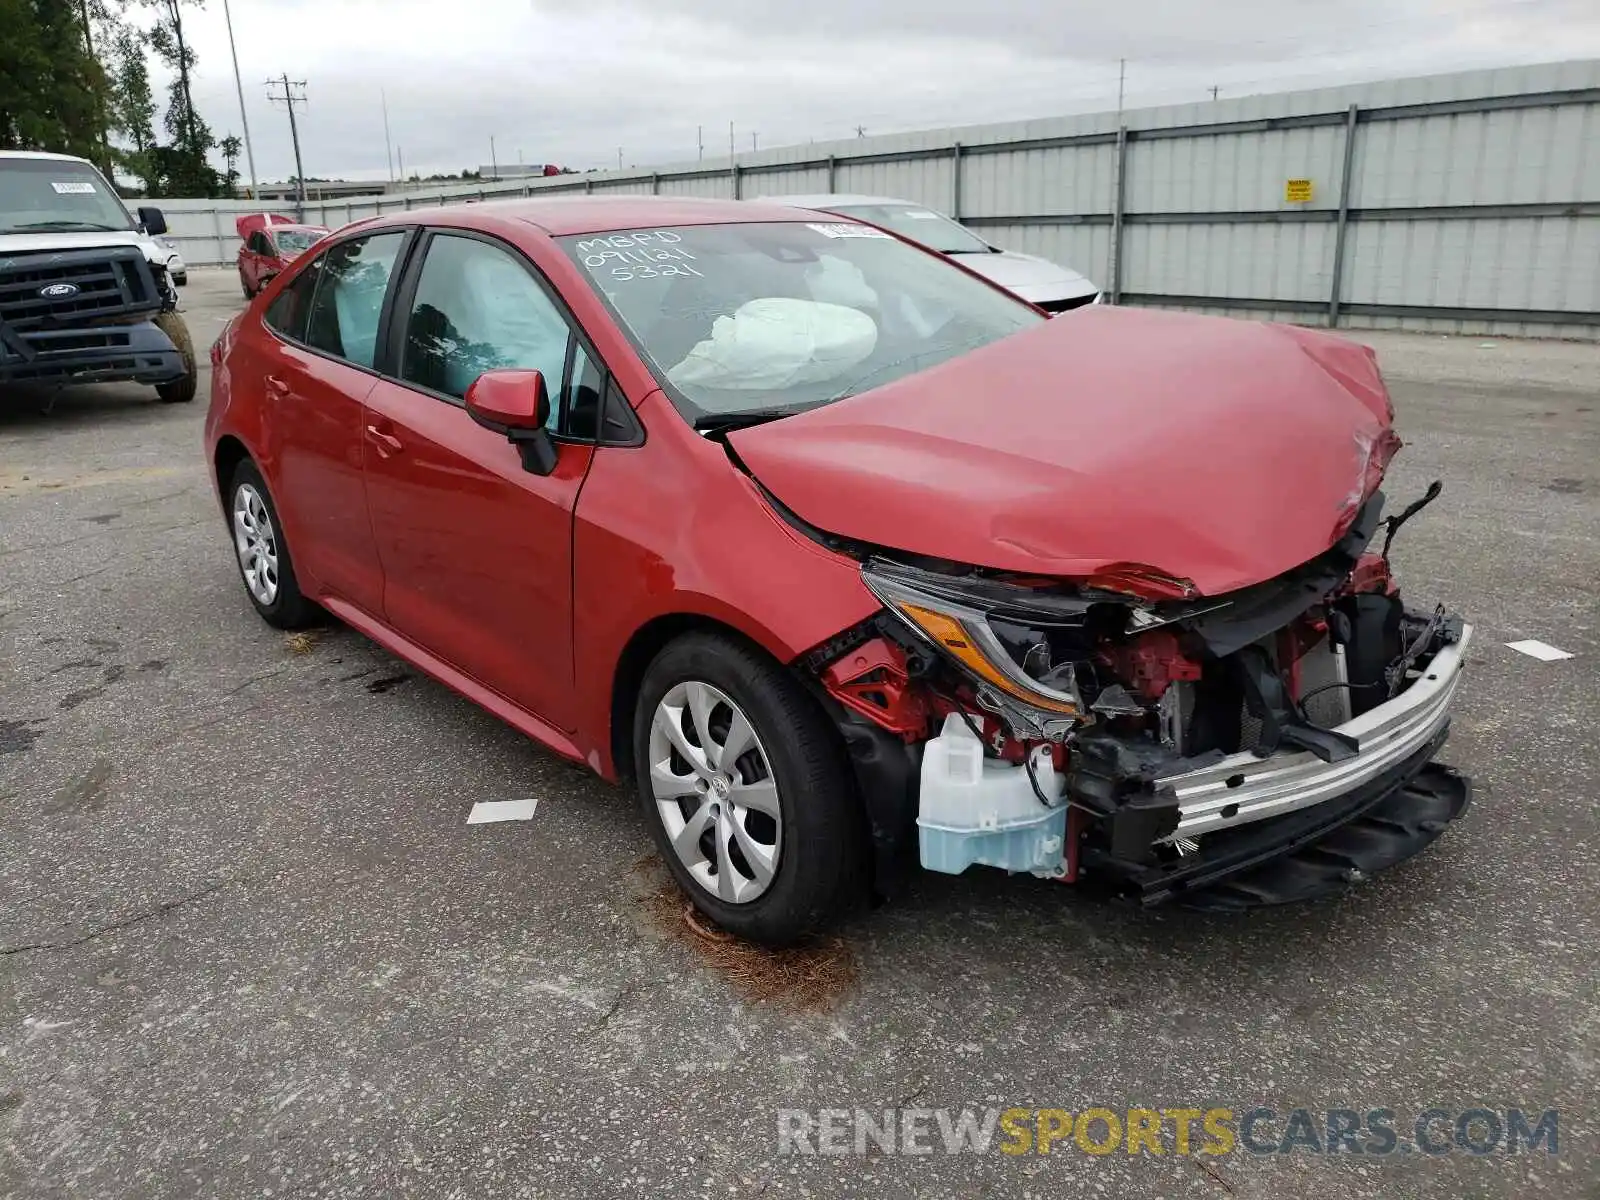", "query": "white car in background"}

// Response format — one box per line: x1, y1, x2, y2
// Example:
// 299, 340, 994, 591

772, 193, 1101, 313
153, 235, 186, 285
